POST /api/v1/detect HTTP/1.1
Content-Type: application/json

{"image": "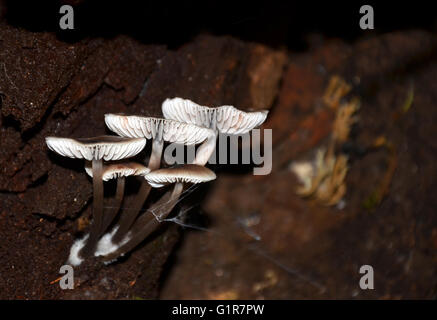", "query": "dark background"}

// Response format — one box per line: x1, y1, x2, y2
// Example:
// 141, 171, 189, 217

4, 1, 437, 49
1, 0, 436, 300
